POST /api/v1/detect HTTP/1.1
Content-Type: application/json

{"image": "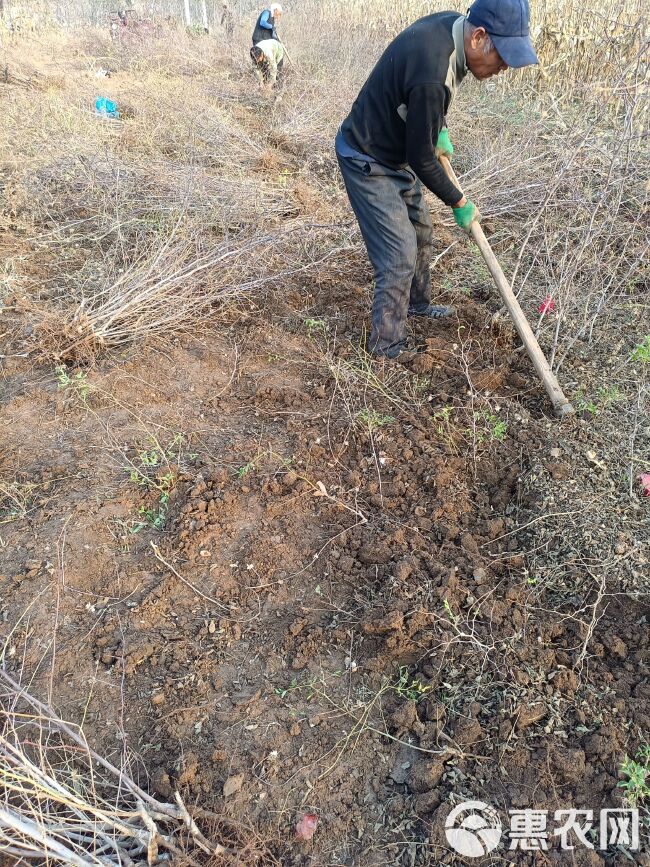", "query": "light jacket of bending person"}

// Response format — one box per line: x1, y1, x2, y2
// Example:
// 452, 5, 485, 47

250, 38, 284, 85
